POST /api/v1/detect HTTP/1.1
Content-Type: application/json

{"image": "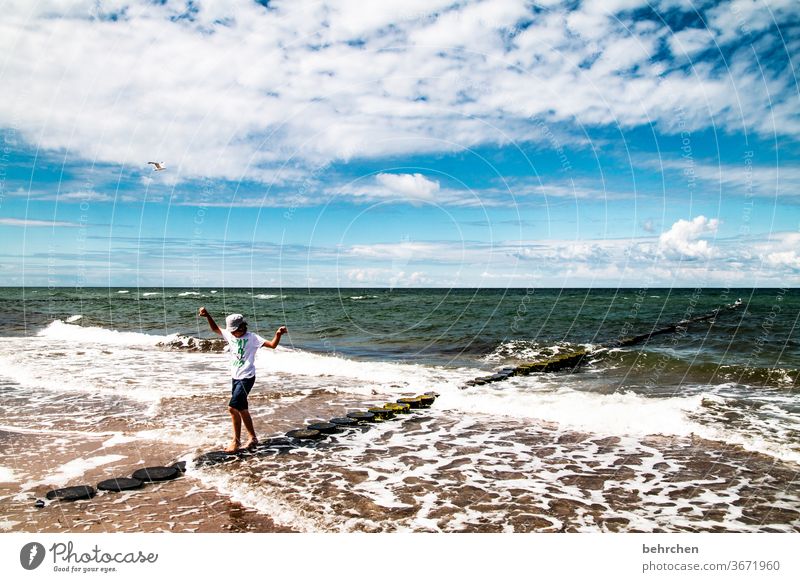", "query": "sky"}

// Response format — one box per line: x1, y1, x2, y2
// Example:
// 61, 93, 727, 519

0, 0, 798, 288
